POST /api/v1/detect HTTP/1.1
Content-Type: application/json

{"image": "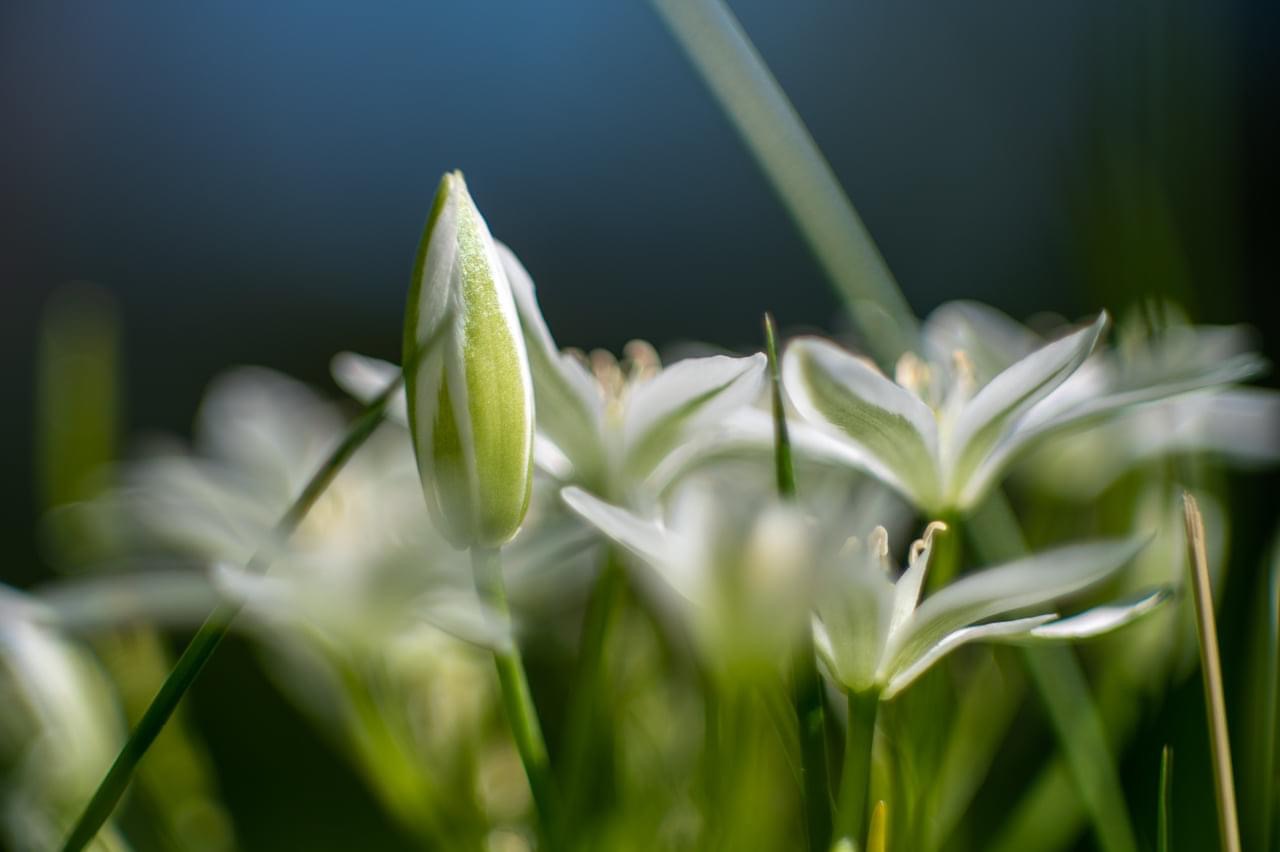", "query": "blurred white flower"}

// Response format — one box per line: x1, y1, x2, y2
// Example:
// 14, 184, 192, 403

561, 488, 1166, 699
783, 302, 1266, 512
0, 594, 129, 851
64, 368, 589, 655
560, 484, 814, 677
